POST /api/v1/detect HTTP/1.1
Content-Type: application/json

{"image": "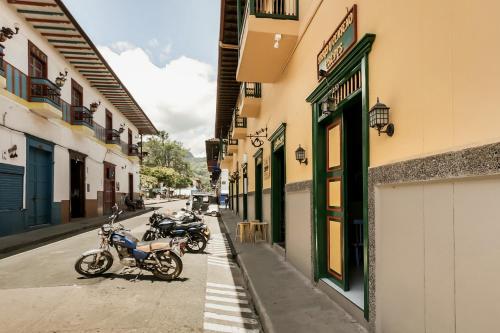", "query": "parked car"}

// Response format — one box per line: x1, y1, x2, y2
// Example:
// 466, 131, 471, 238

187, 193, 220, 217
